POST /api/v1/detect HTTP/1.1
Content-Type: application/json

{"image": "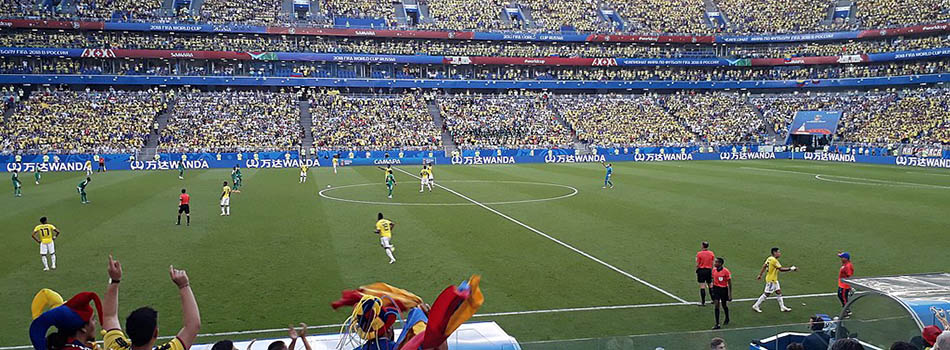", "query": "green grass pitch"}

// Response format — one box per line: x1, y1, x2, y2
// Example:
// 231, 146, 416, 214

1, 160, 947, 348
